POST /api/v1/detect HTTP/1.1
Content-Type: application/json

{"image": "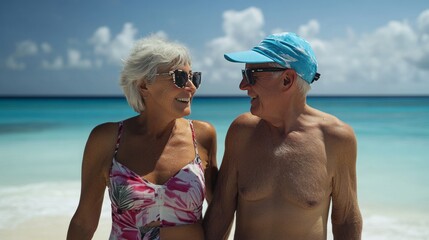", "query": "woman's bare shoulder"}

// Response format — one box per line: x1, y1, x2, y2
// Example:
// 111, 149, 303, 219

89, 122, 120, 141
84, 121, 122, 161
190, 119, 216, 134
189, 119, 217, 145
